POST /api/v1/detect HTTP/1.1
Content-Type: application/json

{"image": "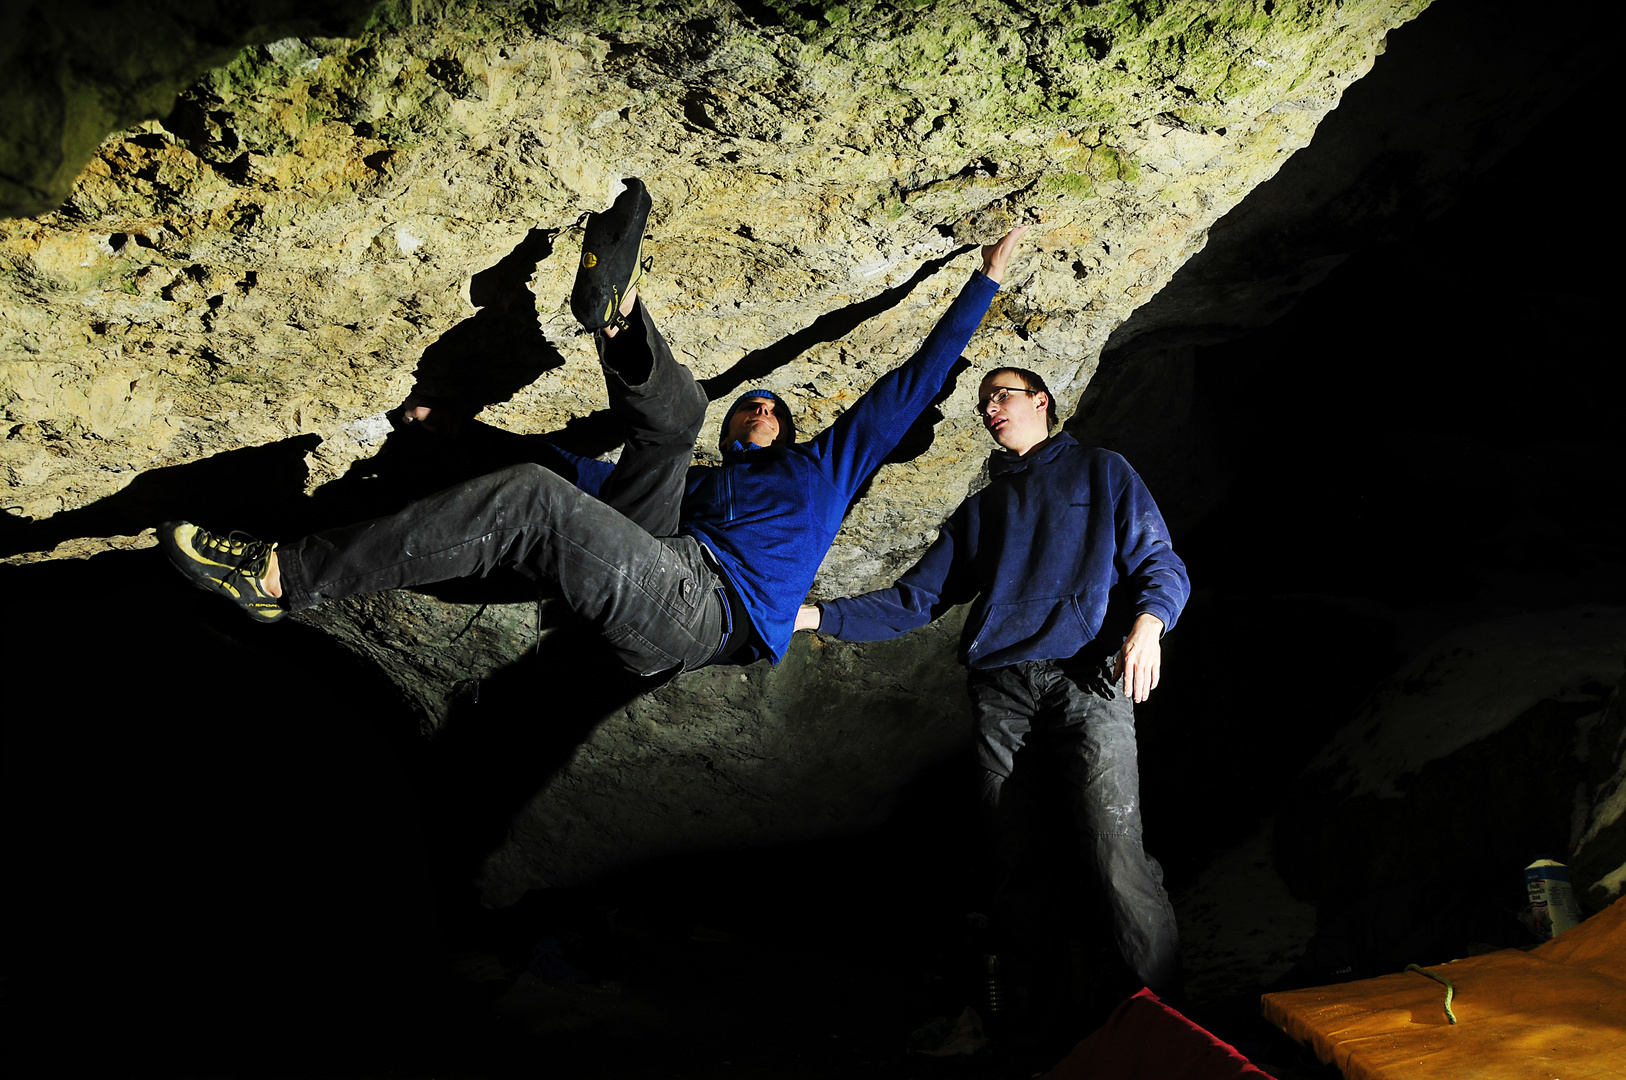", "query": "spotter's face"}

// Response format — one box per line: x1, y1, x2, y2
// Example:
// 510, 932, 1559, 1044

978, 374, 1050, 456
